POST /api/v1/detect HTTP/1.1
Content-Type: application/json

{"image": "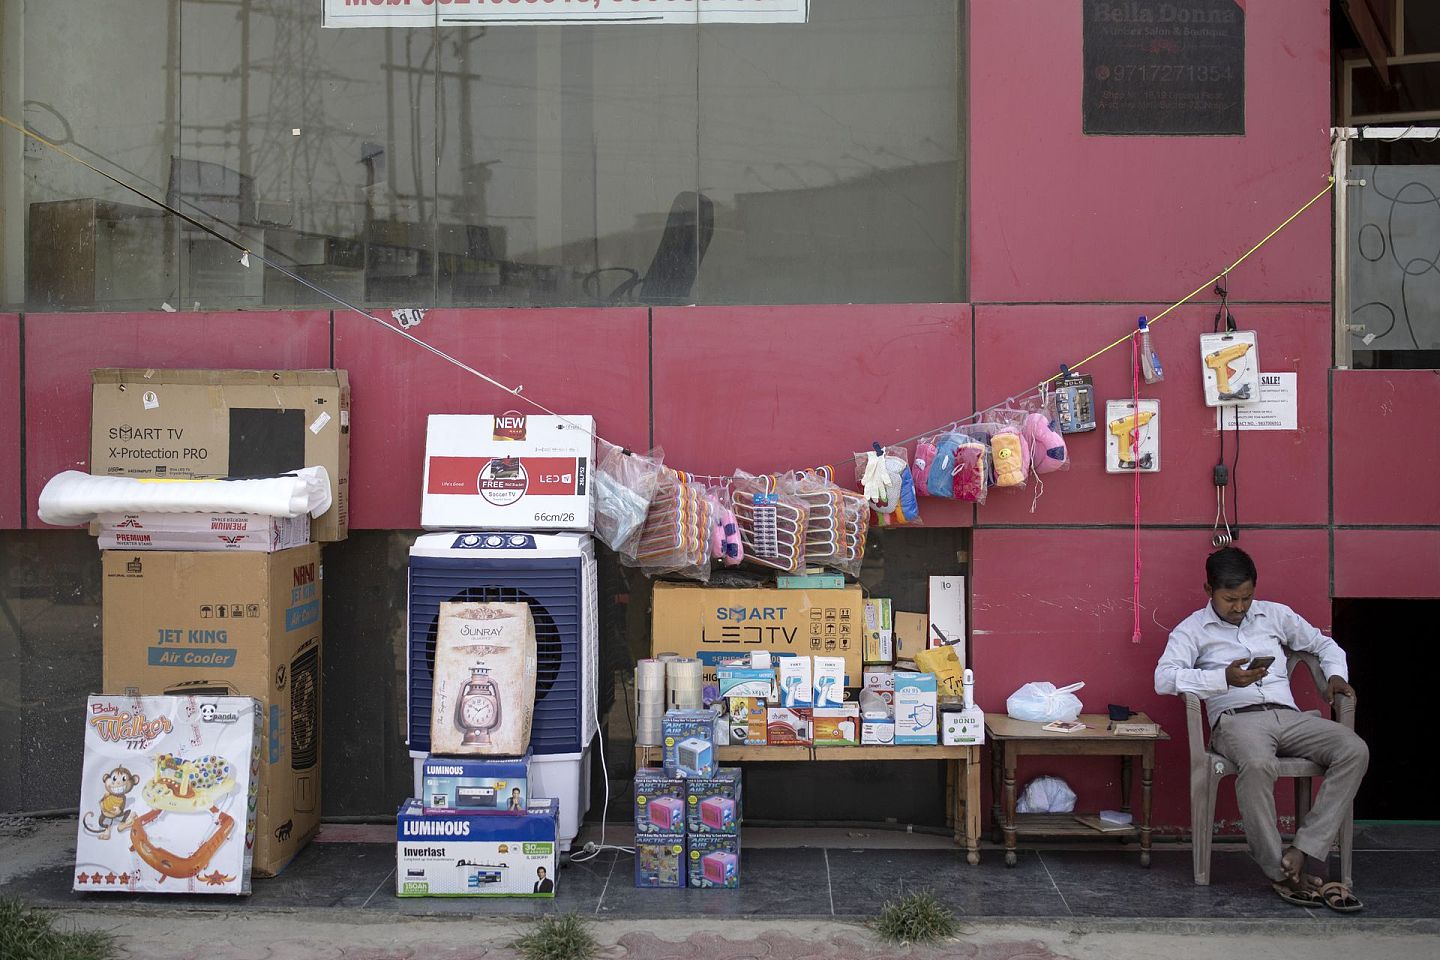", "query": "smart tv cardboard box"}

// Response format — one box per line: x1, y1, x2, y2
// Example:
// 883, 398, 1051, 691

101, 543, 323, 876
89, 369, 350, 541
650, 582, 865, 687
